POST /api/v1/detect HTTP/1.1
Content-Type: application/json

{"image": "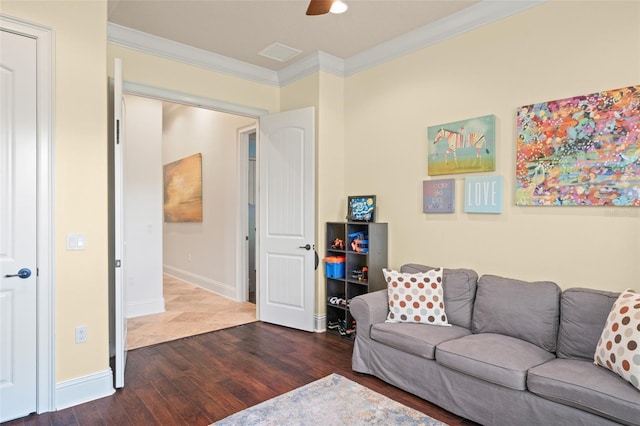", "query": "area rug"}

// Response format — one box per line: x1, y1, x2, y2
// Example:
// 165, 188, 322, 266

212, 373, 448, 426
